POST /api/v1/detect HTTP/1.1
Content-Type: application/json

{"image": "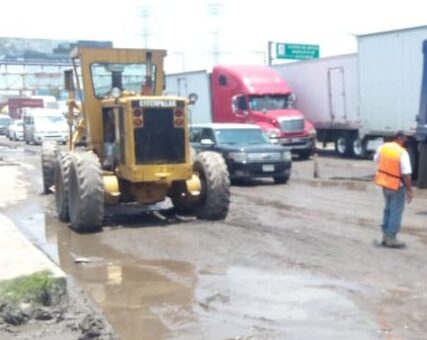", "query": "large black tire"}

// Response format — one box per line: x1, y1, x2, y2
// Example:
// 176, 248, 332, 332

55, 151, 72, 222
68, 151, 104, 232
41, 141, 59, 194
350, 137, 367, 158
418, 142, 427, 188
335, 134, 351, 157
193, 151, 230, 220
